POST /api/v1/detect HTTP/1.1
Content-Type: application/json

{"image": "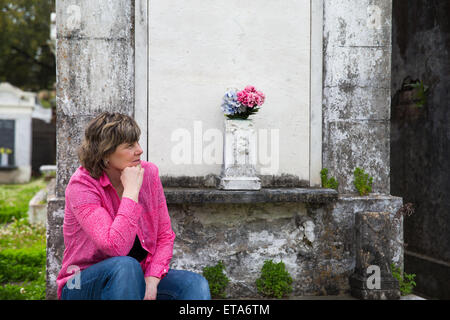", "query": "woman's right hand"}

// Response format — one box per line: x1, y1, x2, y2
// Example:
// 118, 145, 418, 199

121, 164, 145, 203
